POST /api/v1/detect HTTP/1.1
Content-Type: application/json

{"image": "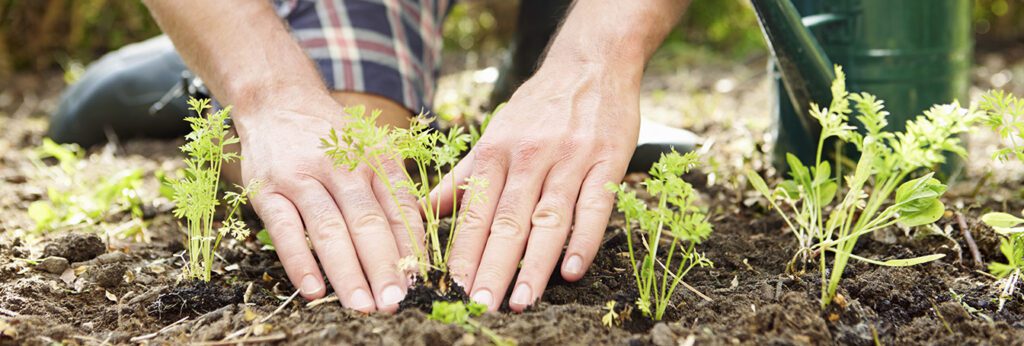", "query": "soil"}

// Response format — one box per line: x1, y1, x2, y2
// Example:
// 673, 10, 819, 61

3, 52, 1024, 345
